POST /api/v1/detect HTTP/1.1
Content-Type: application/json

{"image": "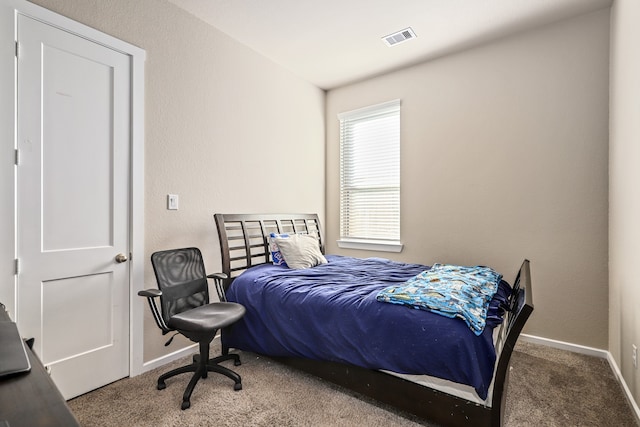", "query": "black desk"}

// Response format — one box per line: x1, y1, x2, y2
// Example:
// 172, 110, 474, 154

0, 306, 80, 427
